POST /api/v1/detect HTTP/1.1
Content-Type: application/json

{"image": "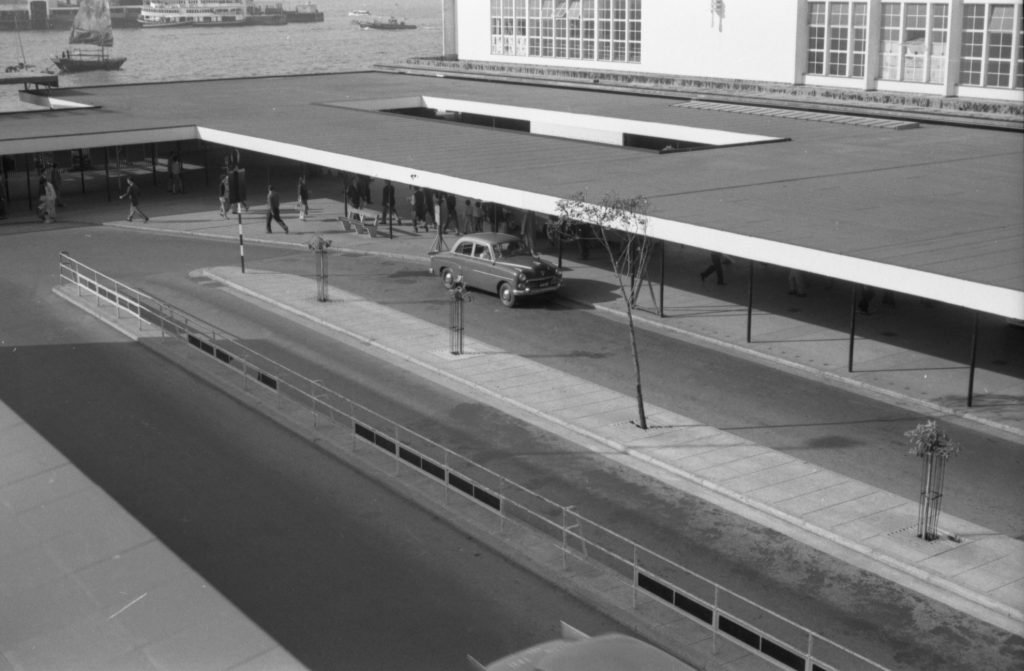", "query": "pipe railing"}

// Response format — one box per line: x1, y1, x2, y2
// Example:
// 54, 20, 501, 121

58, 252, 890, 671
